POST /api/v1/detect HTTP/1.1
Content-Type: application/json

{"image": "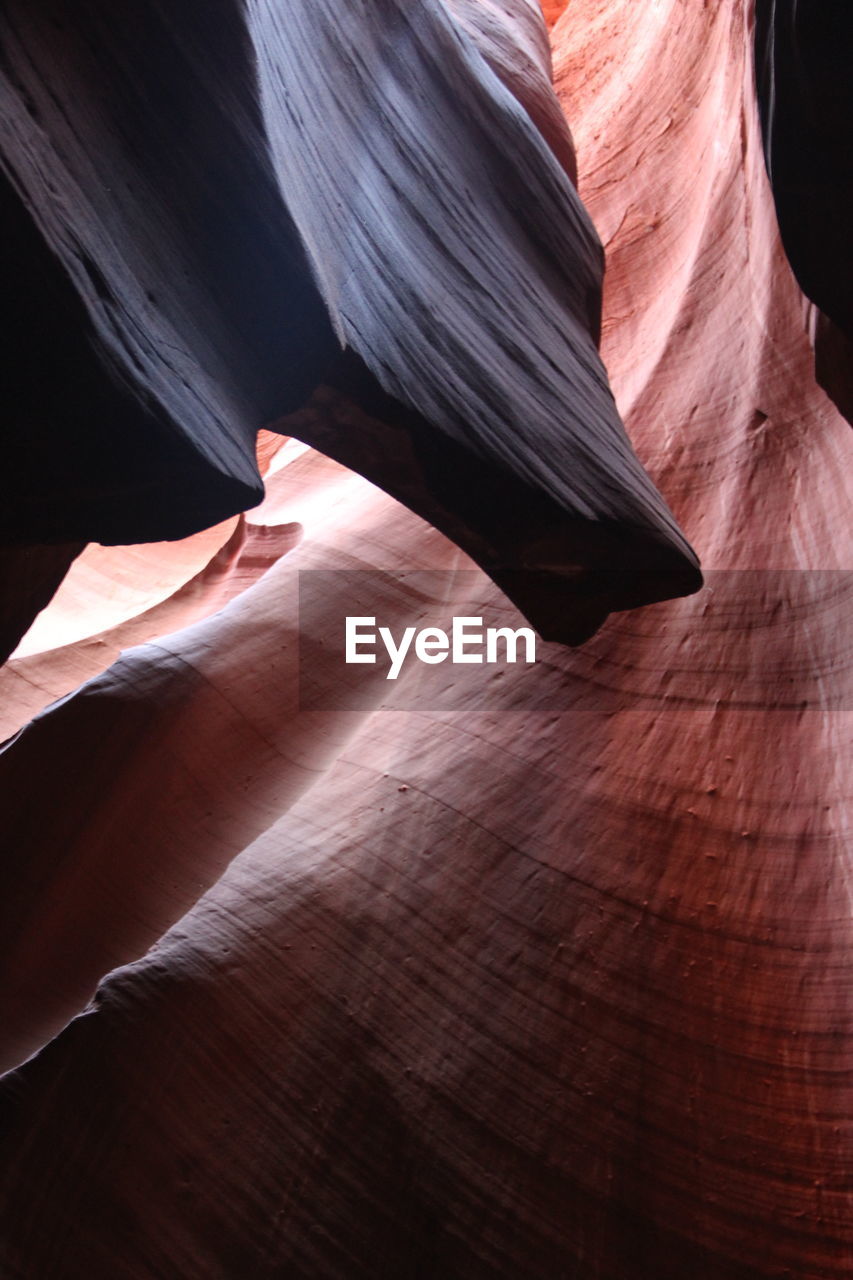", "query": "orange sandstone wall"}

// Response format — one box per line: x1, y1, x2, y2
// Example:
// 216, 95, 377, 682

0, 3, 850, 1278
